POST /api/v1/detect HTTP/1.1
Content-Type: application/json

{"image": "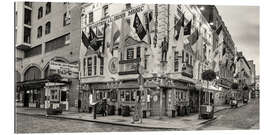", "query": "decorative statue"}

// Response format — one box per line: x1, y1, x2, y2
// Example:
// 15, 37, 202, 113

160, 37, 169, 61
